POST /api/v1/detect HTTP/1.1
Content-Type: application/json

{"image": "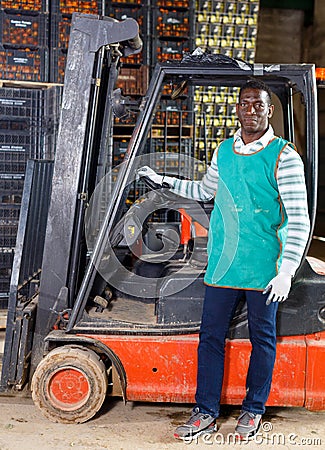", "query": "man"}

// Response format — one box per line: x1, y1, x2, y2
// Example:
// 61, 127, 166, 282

138, 79, 310, 440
